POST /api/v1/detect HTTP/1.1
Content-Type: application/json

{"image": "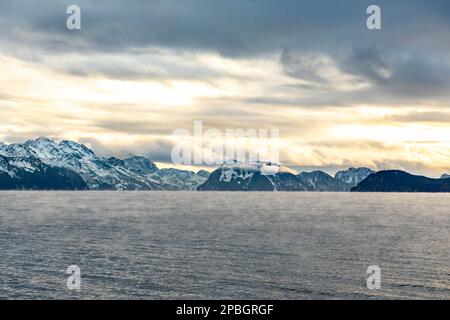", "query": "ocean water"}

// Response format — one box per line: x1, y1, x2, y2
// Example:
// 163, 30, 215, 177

0, 191, 448, 300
